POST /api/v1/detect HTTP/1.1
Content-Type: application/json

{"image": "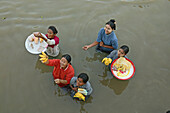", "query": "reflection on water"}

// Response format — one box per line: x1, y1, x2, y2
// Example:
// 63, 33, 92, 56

77, 97, 93, 113
98, 66, 129, 95
121, 0, 155, 3
85, 52, 108, 62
